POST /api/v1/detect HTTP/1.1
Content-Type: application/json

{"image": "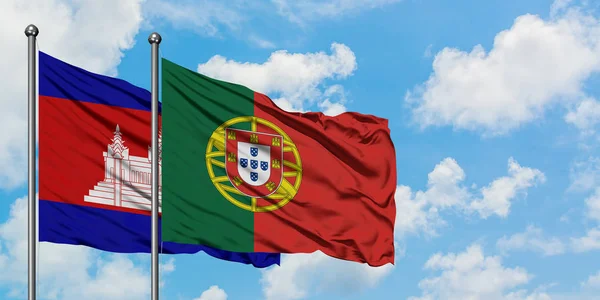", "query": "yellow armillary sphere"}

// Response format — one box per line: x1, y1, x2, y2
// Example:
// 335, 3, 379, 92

205, 116, 302, 212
